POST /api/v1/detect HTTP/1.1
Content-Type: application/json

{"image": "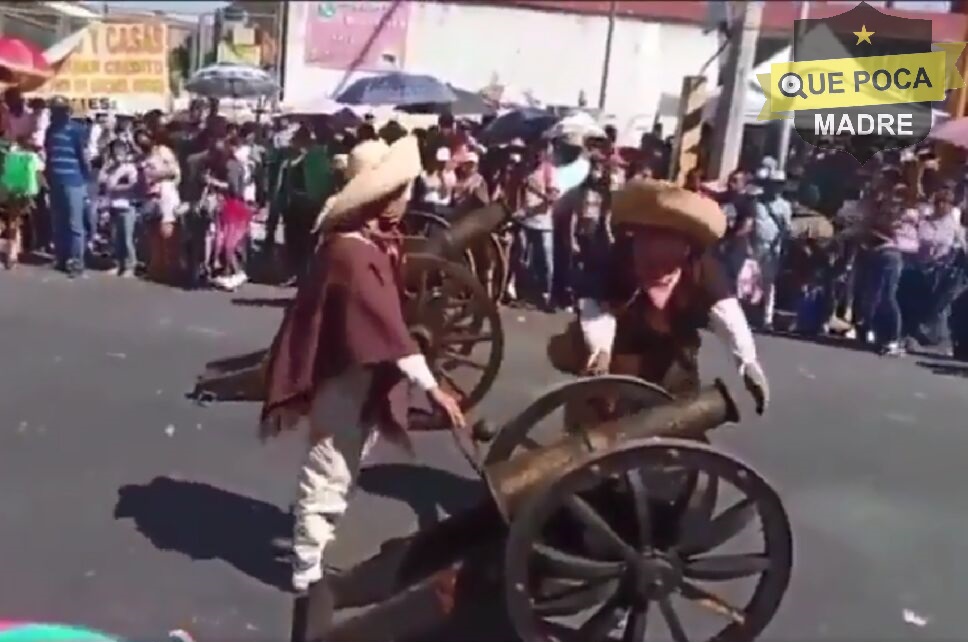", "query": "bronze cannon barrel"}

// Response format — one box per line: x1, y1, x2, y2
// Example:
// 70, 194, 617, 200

421, 203, 509, 259
483, 380, 740, 520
